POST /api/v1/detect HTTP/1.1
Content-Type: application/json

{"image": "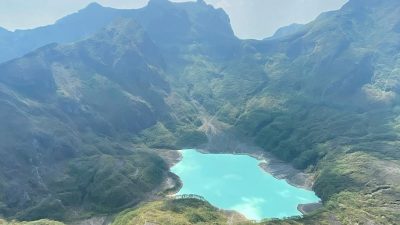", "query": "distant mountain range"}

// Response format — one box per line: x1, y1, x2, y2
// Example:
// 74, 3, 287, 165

0, 0, 399, 224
